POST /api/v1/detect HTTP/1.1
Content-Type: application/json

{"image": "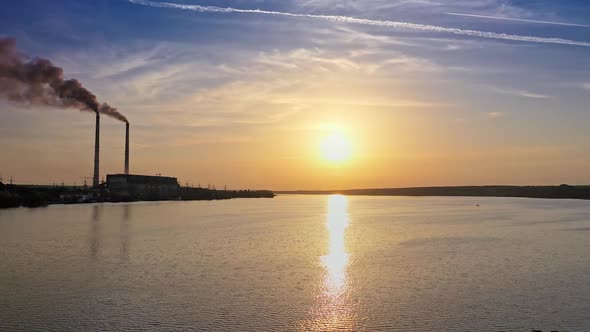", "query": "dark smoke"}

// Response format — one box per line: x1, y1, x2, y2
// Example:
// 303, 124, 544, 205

99, 102, 127, 123
0, 37, 127, 122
